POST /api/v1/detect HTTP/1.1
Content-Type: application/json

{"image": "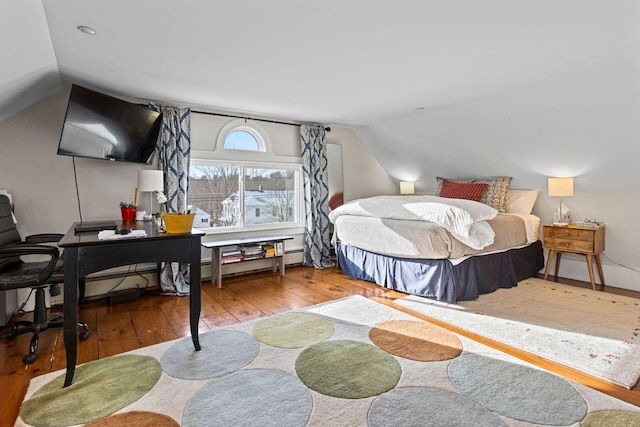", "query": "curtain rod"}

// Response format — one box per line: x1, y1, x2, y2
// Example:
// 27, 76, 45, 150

190, 110, 331, 132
